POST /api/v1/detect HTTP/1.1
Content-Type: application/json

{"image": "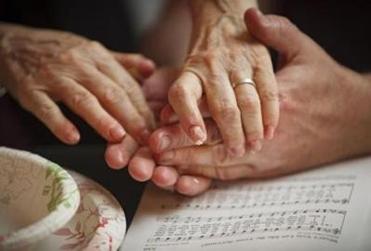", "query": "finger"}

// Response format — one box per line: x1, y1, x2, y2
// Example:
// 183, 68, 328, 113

142, 68, 180, 100
152, 166, 179, 188
93, 50, 155, 131
168, 71, 206, 145
234, 83, 264, 152
68, 66, 150, 144
244, 8, 313, 59
148, 101, 166, 118
203, 72, 246, 157
105, 135, 139, 169
128, 147, 155, 182
157, 144, 242, 167
175, 175, 212, 196
112, 52, 156, 79
149, 119, 221, 153
254, 54, 279, 140
160, 97, 211, 125
176, 164, 256, 180
56, 77, 126, 143
20, 90, 80, 145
